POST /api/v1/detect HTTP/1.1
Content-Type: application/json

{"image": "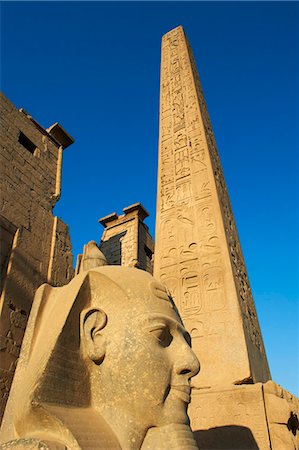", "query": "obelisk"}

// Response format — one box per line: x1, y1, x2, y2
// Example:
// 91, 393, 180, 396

154, 26, 270, 389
